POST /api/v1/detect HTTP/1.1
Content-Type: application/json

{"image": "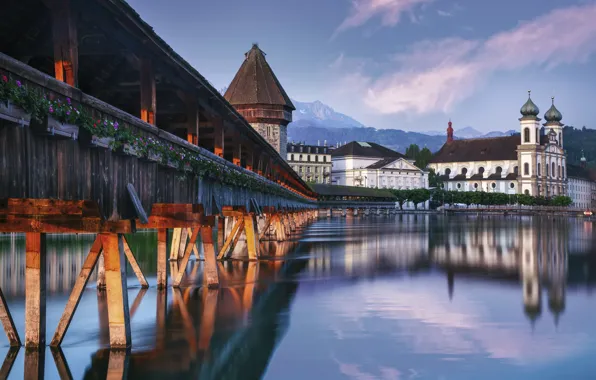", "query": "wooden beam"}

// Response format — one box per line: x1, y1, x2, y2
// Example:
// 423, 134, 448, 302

99, 234, 131, 349
51, 236, 102, 346
0, 348, 19, 380
49, 0, 79, 87
173, 227, 200, 287
25, 233, 46, 348
157, 229, 167, 289
169, 228, 181, 261
217, 218, 243, 260
202, 223, 219, 288
50, 347, 73, 380
213, 118, 224, 158
122, 236, 148, 288
0, 287, 20, 346
24, 348, 45, 380
140, 57, 156, 125
243, 214, 259, 260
